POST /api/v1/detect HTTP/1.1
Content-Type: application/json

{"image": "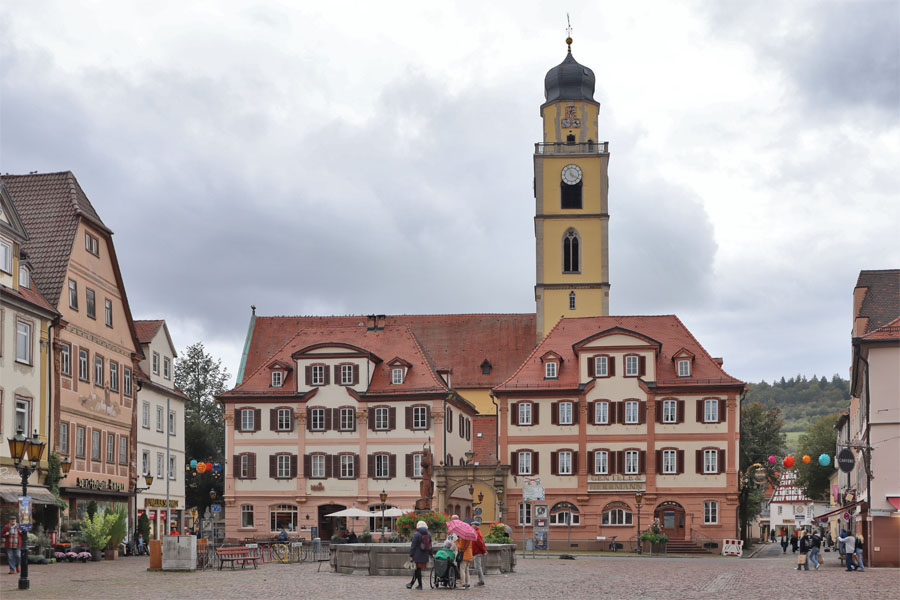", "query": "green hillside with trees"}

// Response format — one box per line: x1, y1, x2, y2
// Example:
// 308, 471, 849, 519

744, 374, 850, 433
